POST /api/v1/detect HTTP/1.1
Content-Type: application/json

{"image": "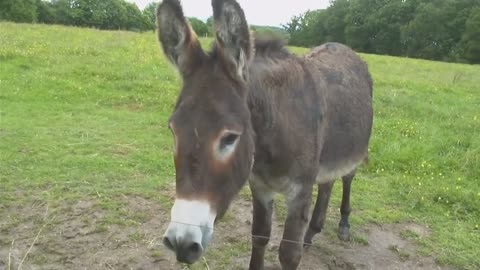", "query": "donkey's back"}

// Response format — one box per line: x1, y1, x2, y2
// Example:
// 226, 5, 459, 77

249, 41, 373, 184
